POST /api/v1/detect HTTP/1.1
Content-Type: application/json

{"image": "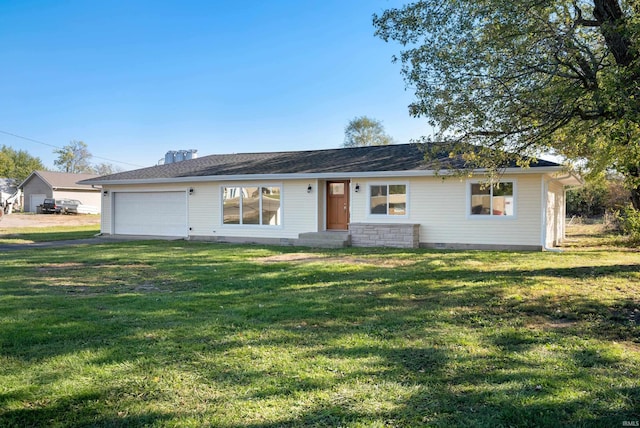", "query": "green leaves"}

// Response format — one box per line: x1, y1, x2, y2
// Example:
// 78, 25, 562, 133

0, 146, 45, 182
53, 140, 93, 174
374, 0, 640, 206
343, 116, 395, 147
